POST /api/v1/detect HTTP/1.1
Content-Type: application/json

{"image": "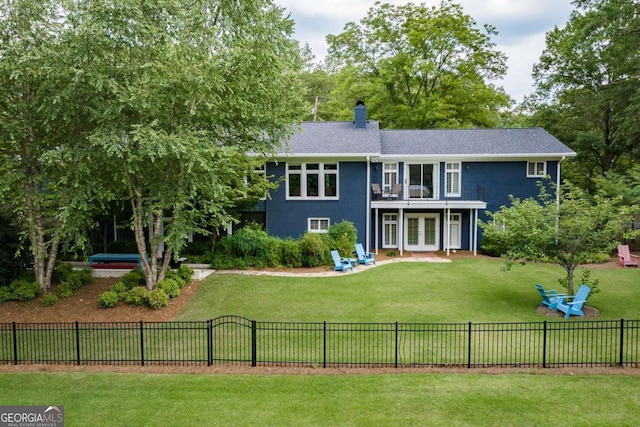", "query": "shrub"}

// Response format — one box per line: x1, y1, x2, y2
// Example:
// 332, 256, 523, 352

281, 239, 302, 268
121, 268, 146, 290
0, 286, 13, 304
125, 286, 149, 306
53, 262, 74, 283
329, 220, 358, 256
56, 282, 74, 299
110, 281, 129, 299
98, 291, 120, 308
147, 289, 169, 310
10, 279, 40, 302
157, 279, 181, 298
299, 232, 329, 267
164, 270, 186, 288
76, 268, 94, 286
177, 264, 194, 283
41, 293, 58, 307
